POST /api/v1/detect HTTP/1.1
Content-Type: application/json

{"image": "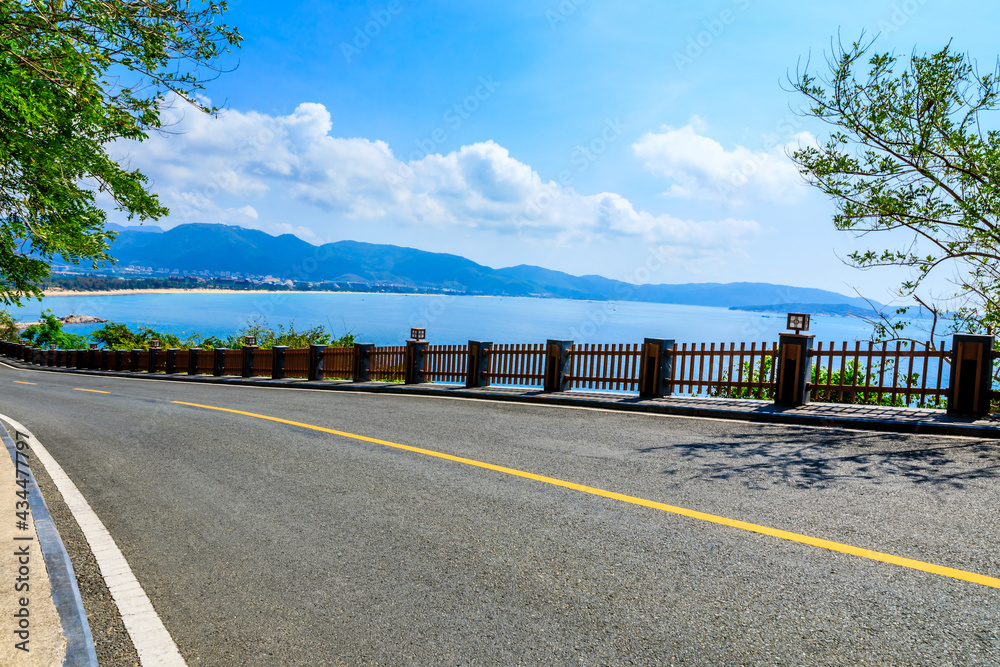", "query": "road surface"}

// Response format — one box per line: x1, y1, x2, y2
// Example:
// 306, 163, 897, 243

2, 363, 999, 664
